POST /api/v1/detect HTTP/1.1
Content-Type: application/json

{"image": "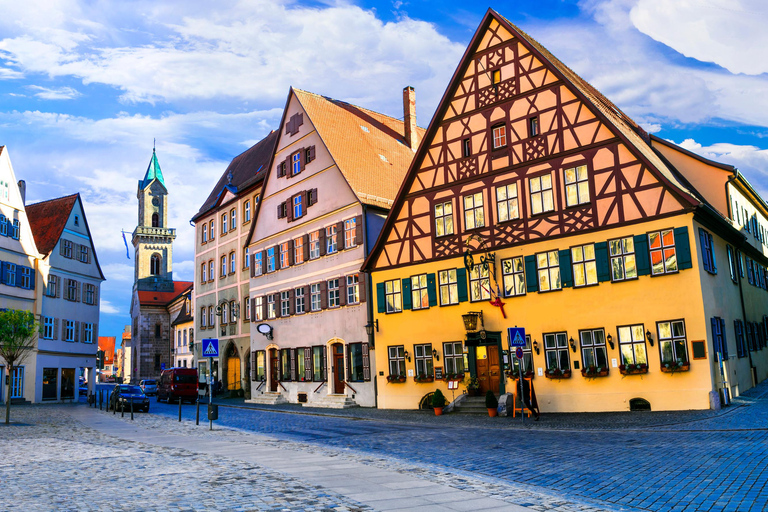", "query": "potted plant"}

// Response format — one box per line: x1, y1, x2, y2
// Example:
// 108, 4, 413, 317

465, 377, 480, 396
619, 363, 648, 375
414, 373, 435, 383
485, 390, 498, 417
660, 360, 690, 373
581, 365, 609, 378
431, 389, 447, 416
